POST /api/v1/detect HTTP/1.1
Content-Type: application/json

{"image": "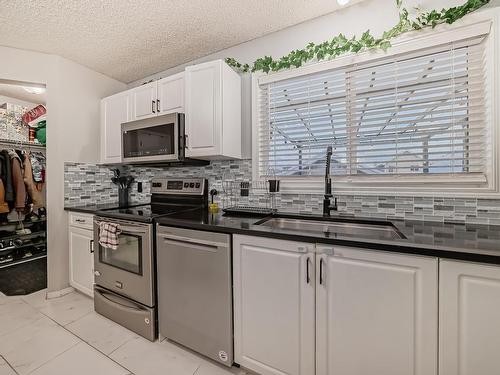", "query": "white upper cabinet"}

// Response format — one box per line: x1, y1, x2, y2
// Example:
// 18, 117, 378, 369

440, 260, 500, 375
316, 246, 438, 375
157, 72, 184, 114
233, 235, 315, 375
101, 60, 241, 163
100, 91, 131, 164
185, 60, 241, 159
131, 81, 158, 120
